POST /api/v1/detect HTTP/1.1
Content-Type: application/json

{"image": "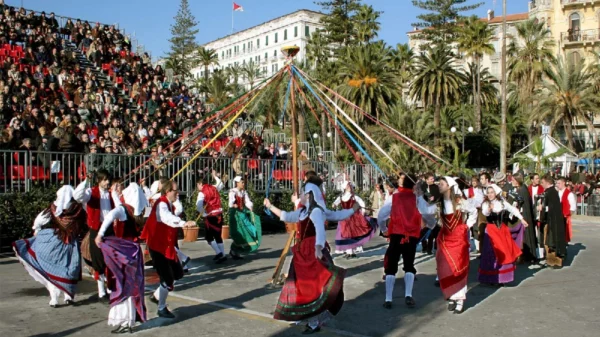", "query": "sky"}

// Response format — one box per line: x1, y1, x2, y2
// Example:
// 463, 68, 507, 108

11, 0, 529, 60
